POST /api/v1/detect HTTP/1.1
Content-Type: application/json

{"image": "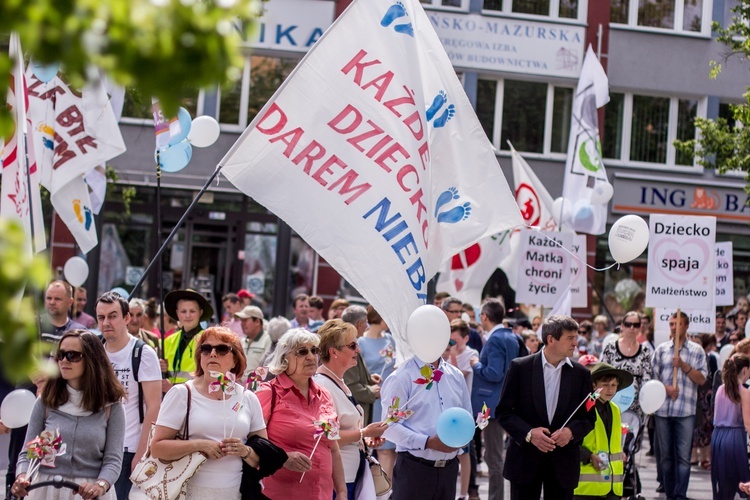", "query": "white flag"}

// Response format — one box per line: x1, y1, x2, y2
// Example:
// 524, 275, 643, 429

561, 45, 610, 235
436, 230, 512, 306
0, 34, 46, 254
220, 0, 523, 358
26, 70, 126, 253
535, 286, 572, 338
